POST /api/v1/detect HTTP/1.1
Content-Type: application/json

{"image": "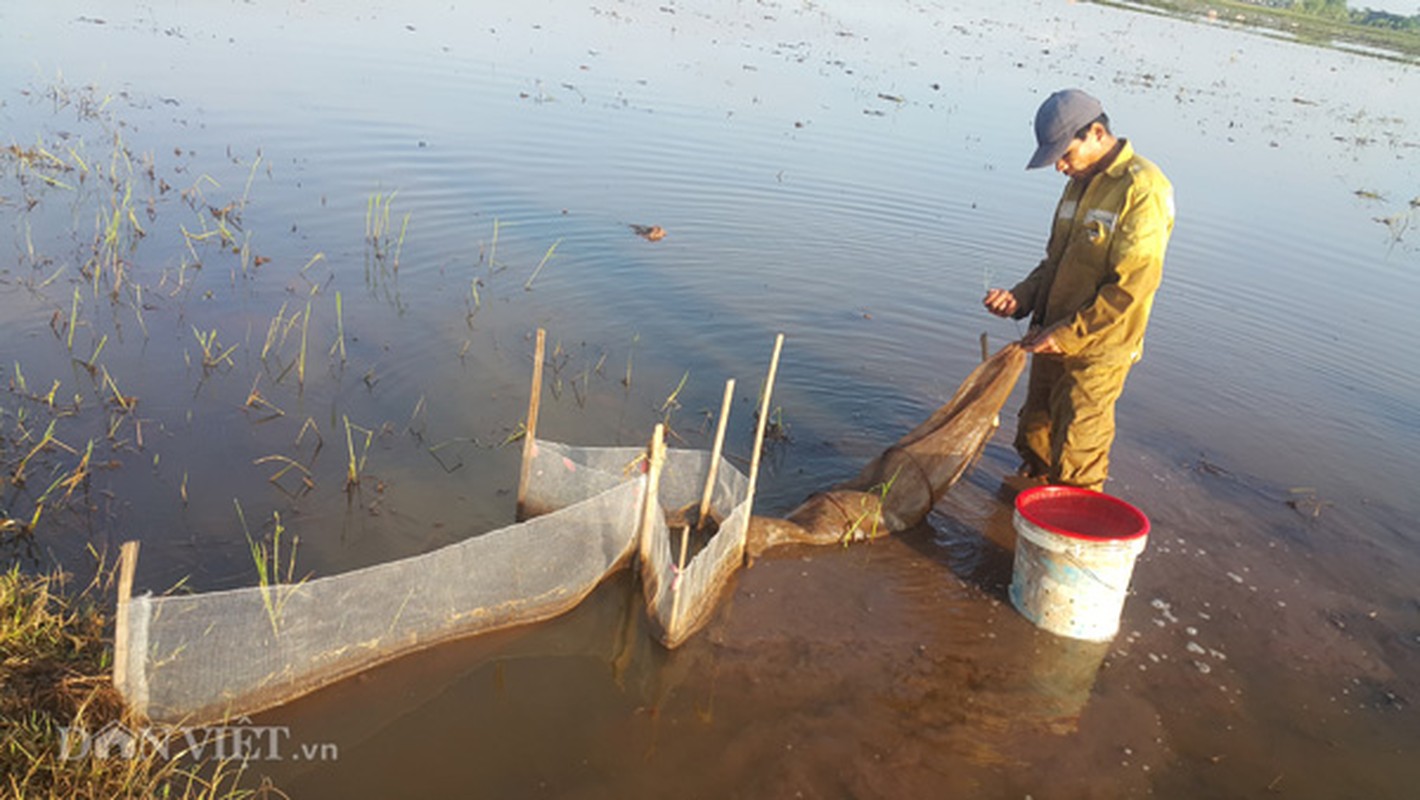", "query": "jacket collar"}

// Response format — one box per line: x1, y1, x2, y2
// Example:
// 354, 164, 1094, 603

1102, 138, 1134, 179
